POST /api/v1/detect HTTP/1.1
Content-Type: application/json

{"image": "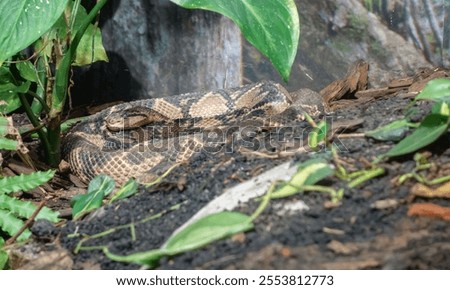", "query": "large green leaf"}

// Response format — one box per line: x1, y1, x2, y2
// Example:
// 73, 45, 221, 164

163, 212, 253, 255
384, 114, 449, 157
104, 211, 253, 267
0, 0, 70, 64
171, 0, 299, 81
